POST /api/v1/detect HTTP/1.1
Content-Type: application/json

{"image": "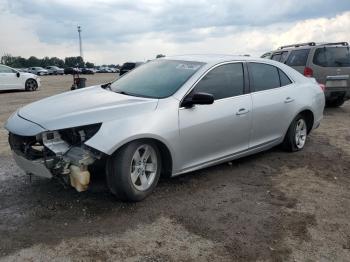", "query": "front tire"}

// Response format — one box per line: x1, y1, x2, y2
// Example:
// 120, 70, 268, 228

282, 114, 308, 152
25, 79, 38, 91
106, 140, 162, 202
